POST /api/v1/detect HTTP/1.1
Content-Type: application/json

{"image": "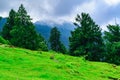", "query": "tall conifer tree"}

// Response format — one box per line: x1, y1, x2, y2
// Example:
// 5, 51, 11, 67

49, 27, 66, 54
69, 13, 104, 61
2, 9, 16, 40
12, 4, 47, 50
2, 4, 48, 50
104, 24, 120, 64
